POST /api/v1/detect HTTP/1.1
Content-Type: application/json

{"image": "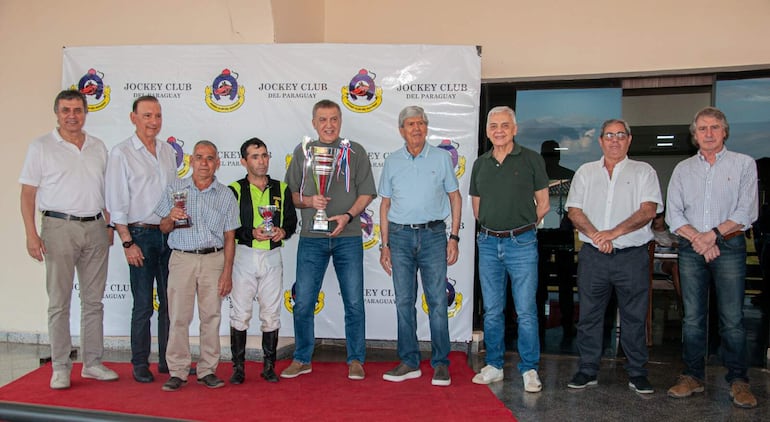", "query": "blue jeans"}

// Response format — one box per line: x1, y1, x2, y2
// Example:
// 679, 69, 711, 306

129, 227, 171, 369
679, 236, 748, 383
477, 229, 540, 373
390, 222, 449, 368
293, 236, 365, 364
